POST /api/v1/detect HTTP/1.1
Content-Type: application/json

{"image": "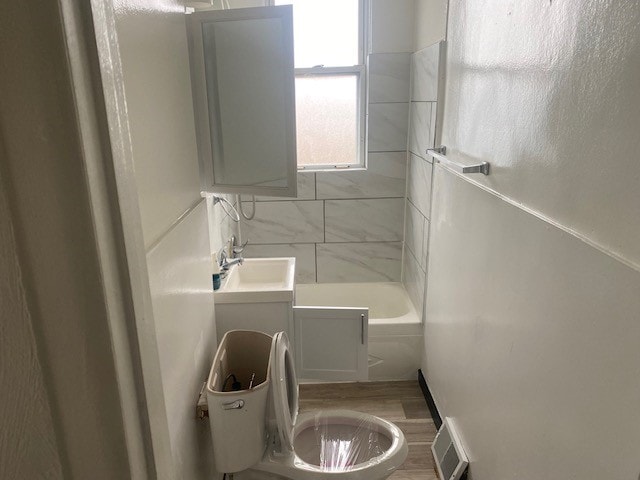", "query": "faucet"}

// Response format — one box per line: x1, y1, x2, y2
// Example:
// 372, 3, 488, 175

219, 250, 244, 271
217, 235, 248, 274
